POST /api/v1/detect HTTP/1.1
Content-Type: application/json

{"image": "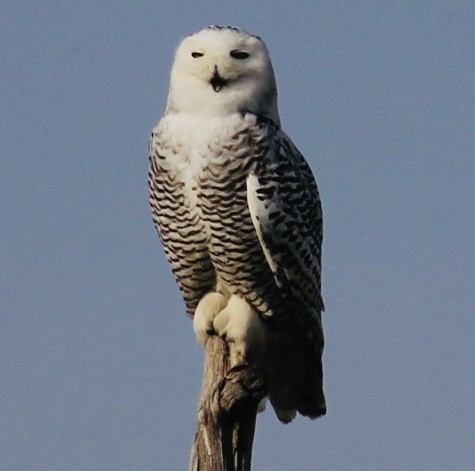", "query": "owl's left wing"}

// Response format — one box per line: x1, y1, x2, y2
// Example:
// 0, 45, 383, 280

247, 128, 324, 314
